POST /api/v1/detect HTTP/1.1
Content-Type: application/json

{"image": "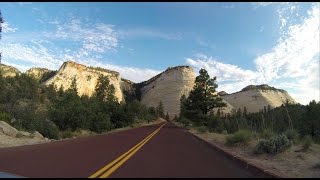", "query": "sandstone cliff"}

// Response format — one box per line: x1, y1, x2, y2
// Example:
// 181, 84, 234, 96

44, 61, 124, 102
0, 64, 20, 77
221, 84, 296, 113
139, 66, 196, 119
26, 67, 52, 80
